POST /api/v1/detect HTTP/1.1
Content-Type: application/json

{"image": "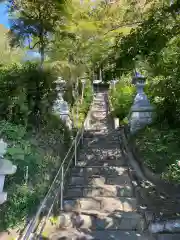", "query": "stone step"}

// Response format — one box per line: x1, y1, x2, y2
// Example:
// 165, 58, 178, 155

79, 145, 121, 152
71, 166, 129, 178
69, 174, 131, 187
64, 197, 137, 213
157, 234, 180, 240
83, 140, 120, 147
82, 138, 120, 146
49, 229, 150, 240
80, 145, 121, 153
76, 157, 126, 167
79, 149, 122, 158
65, 185, 133, 198
58, 211, 144, 231
83, 130, 110, 137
